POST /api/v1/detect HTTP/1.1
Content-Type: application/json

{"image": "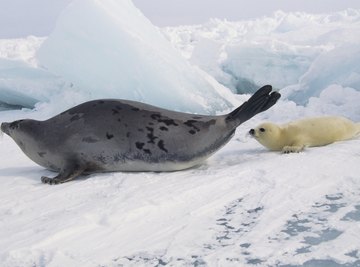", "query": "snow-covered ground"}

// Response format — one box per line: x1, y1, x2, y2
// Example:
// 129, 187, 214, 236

1, 0, 360, 266
1, 104, 360, 267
